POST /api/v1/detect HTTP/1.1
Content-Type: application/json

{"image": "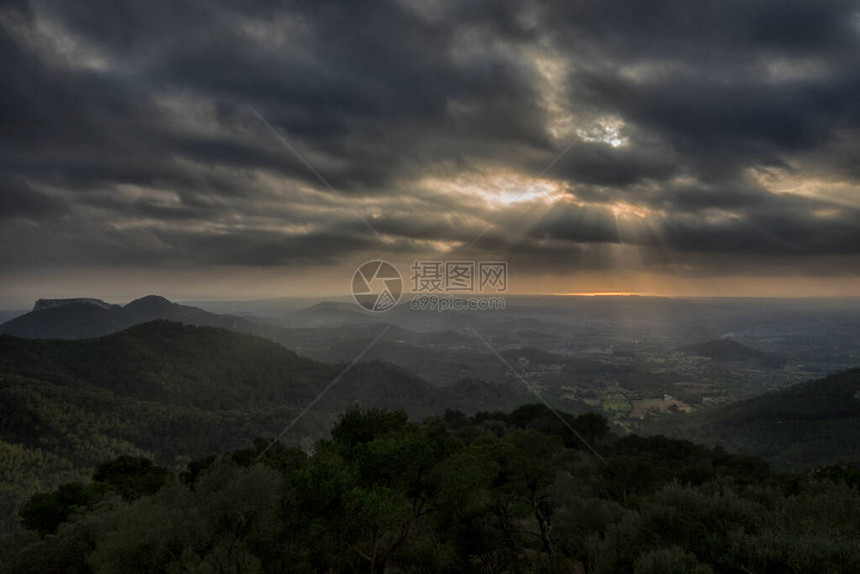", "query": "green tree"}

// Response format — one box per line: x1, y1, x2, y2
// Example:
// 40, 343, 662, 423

92, 456, 168, 501
19, 482, 100, 535
634, 546, 714, 574
330, 407, 408, 451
